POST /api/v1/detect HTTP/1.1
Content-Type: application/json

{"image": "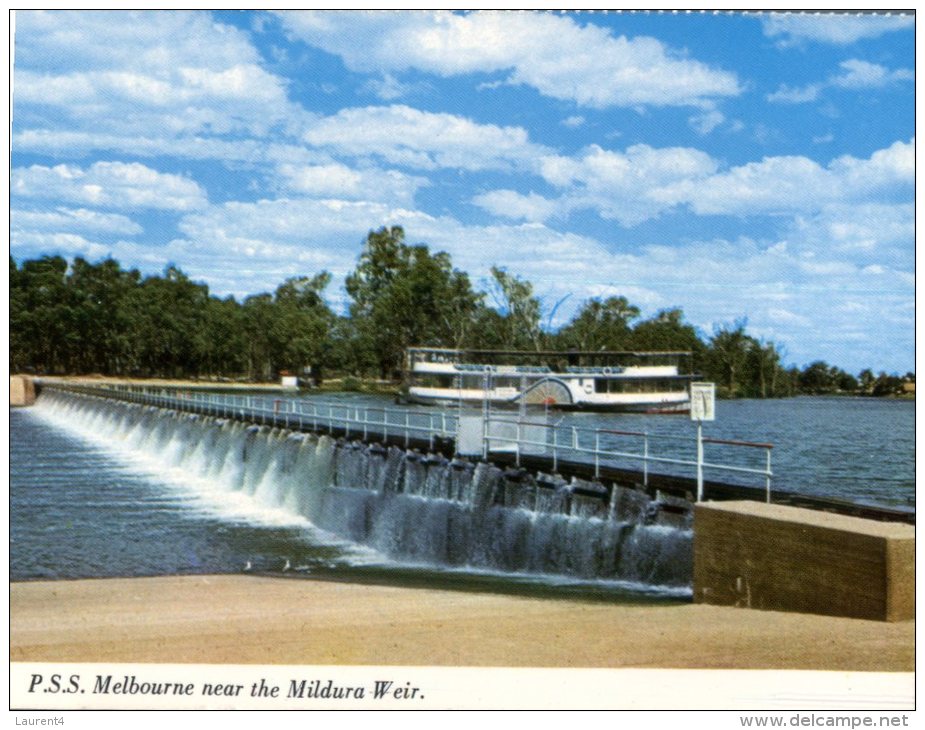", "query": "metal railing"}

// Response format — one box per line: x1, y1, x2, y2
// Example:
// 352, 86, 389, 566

43, 382, 772, 501
44, 383, 457, 451
482, 416, 773, 502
